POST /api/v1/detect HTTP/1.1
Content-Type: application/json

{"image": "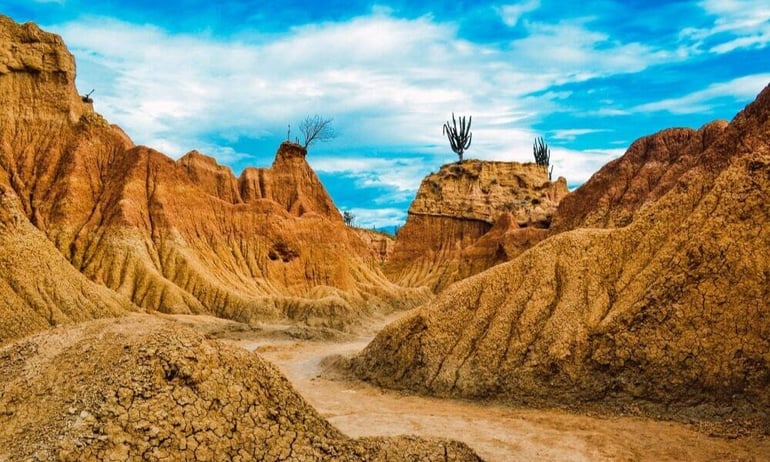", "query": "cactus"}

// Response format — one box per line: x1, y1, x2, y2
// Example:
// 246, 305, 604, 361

443, 113, 472, 162
533, 136, 552, 179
